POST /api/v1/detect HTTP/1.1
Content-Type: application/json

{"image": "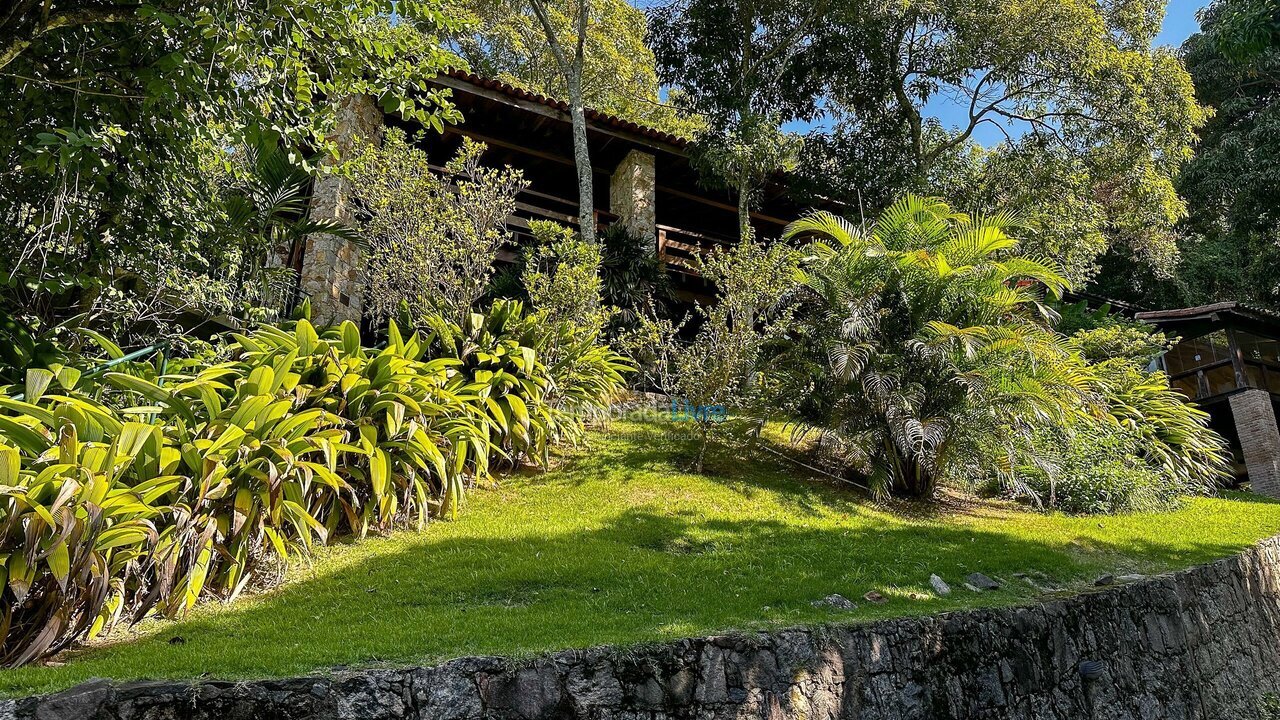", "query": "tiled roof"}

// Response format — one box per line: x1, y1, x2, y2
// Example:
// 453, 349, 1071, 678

439, 69, 691, 149
1136, 301, 1280, 324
